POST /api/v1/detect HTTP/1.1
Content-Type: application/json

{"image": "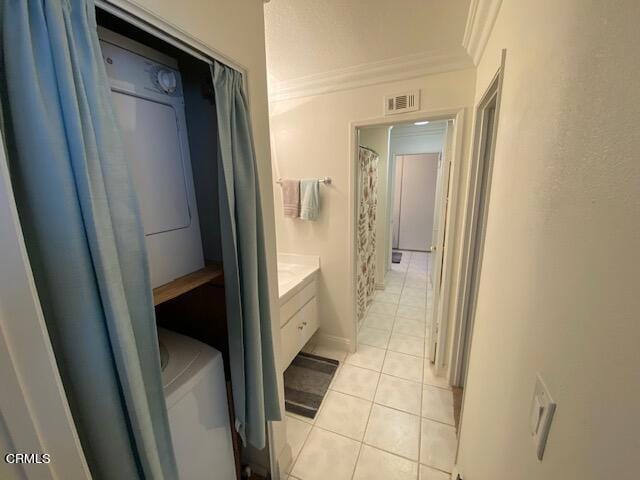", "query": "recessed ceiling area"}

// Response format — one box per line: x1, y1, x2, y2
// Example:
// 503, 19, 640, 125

264, 0, 473, 82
